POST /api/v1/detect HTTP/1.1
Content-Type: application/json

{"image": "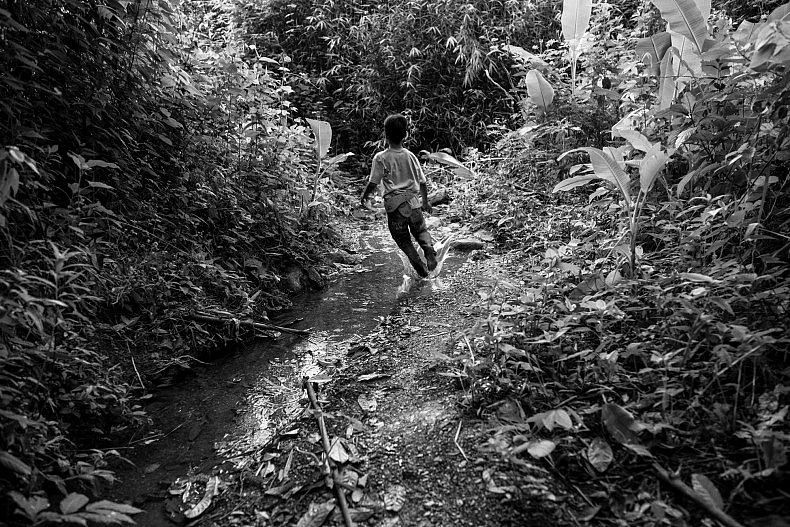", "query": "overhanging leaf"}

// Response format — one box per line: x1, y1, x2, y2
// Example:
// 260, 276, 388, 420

613, 127, 655, 153
425, 151, 474, 178
636, 33, 673, 74
565, 147, 632, 206
552, 174, 597, 193
650, 0, 709, 52
639, 147, 668, 193
323, 152, 353, 166
562, 0, 593, 43
305, 118, 332, 159
525, 69, 554, 112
